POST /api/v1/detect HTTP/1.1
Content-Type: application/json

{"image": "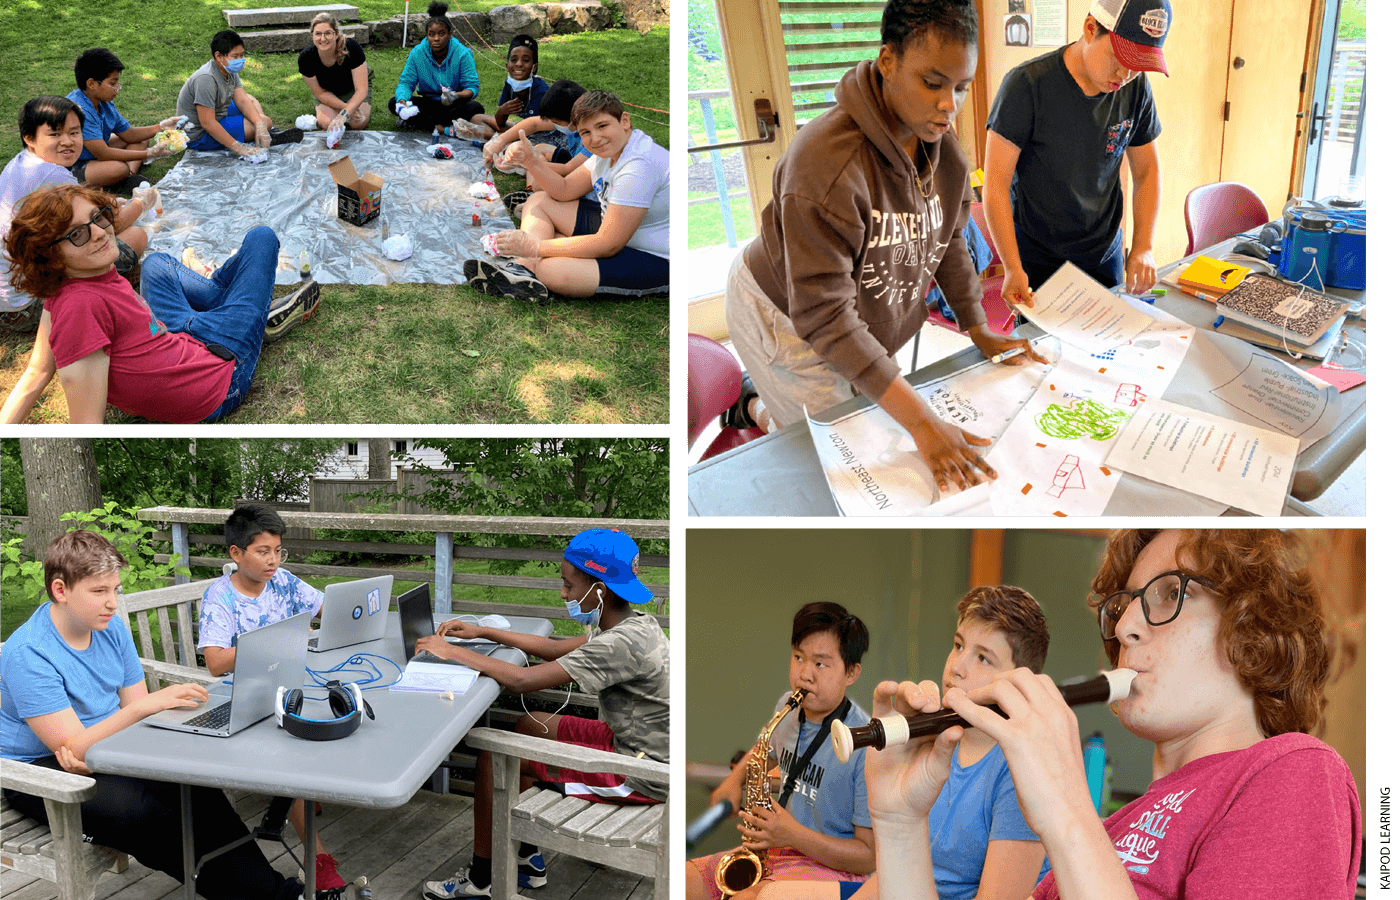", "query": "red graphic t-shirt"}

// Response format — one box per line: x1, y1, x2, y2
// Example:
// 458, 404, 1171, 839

45, 269, 233, 423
